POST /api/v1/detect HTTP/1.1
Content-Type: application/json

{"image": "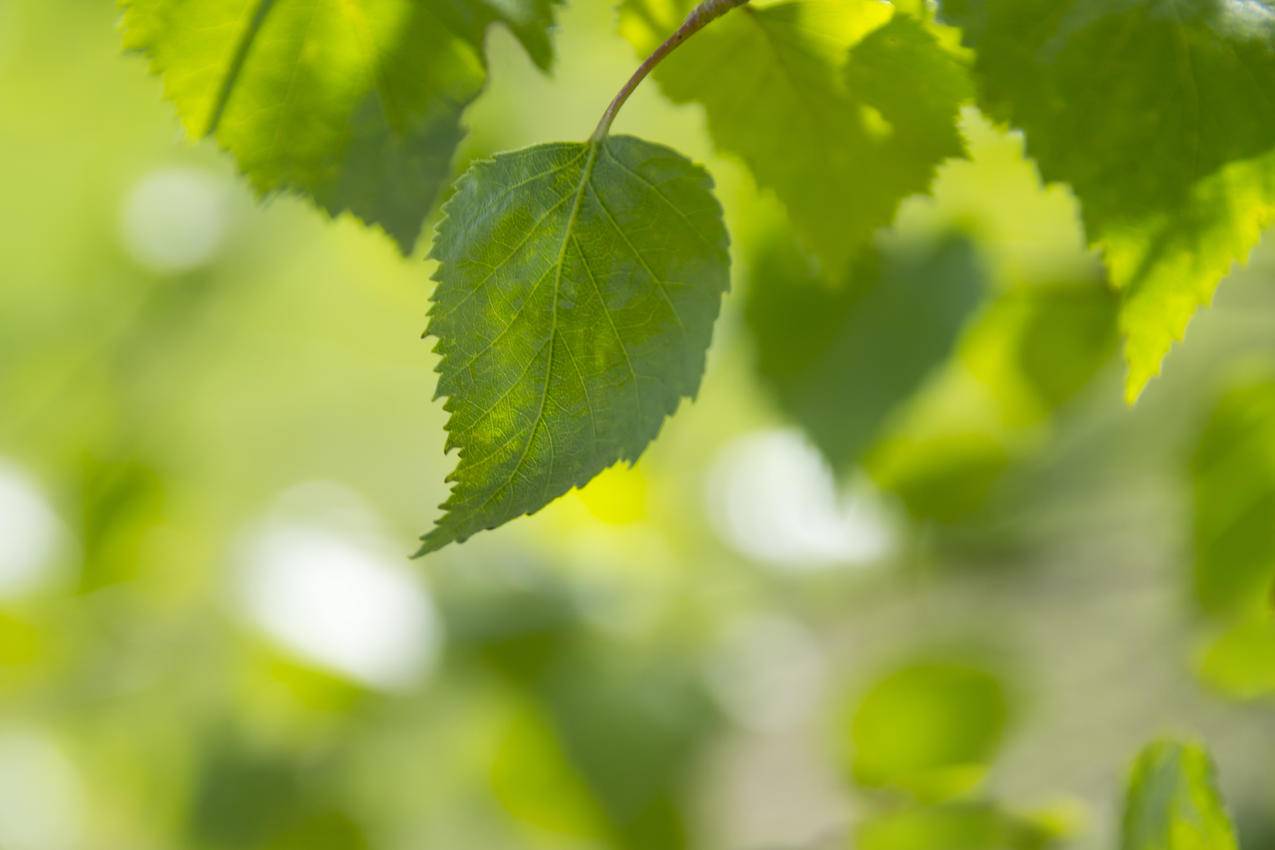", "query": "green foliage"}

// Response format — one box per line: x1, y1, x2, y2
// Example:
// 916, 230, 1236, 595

745, 231, 984, 471
941, 0, 1275, 402
619, 0, 970, 276
842, 654, 1012, 801
420, 136, 729, 553
18, 0, 1275, 846
119, 0, 563, 252
1120, 740, 1238, 850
